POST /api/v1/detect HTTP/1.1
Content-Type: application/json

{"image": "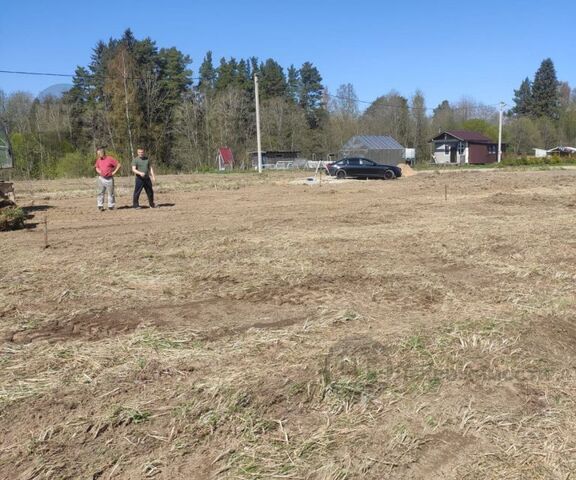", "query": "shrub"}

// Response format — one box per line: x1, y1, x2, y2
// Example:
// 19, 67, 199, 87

0, 207, 25, 231
54, 152, 94, 178
500, 155, 576, 167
